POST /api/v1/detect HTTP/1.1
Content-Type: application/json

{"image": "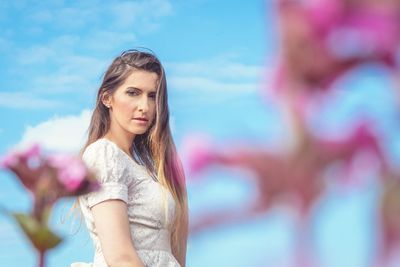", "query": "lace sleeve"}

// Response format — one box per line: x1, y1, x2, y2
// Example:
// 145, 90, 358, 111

82, 140, 129, 209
